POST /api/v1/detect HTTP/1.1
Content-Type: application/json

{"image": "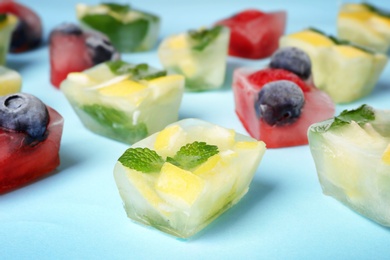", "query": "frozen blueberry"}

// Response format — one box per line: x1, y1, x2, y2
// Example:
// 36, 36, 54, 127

0, 93, 49, 141
255, 80, 305, 126
269, 47, 312, 80
10, 20, 42, 52
86, 35, 120, 65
